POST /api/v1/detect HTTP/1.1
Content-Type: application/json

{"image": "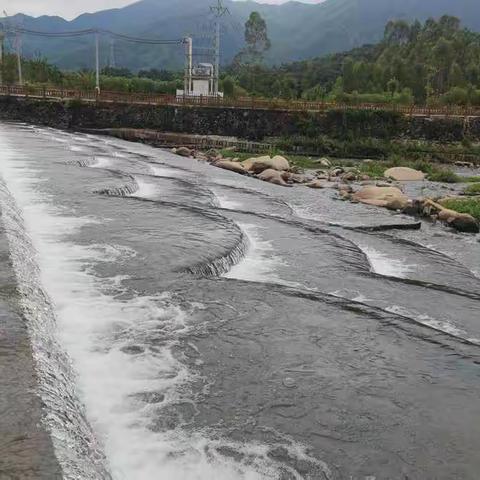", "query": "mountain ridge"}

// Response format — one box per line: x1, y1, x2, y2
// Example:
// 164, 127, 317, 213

2, 0, 480, 71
